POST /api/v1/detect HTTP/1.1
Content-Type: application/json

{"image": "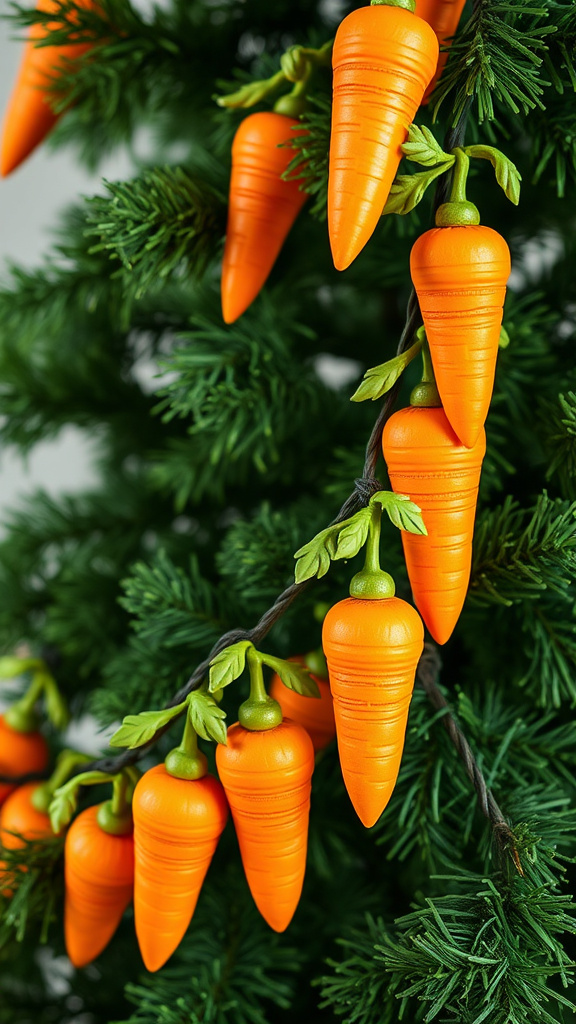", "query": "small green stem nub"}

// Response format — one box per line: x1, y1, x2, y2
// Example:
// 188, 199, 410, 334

371, 0, 415, 10
435, 148, 480, 227
31, 750, 91, 814
4, 673, 44, 733
349, 503, 396, 600
239, 648, 282, 731
410, 333, 442, 407
97, 772, 134, 836
165, 708, 208, 781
